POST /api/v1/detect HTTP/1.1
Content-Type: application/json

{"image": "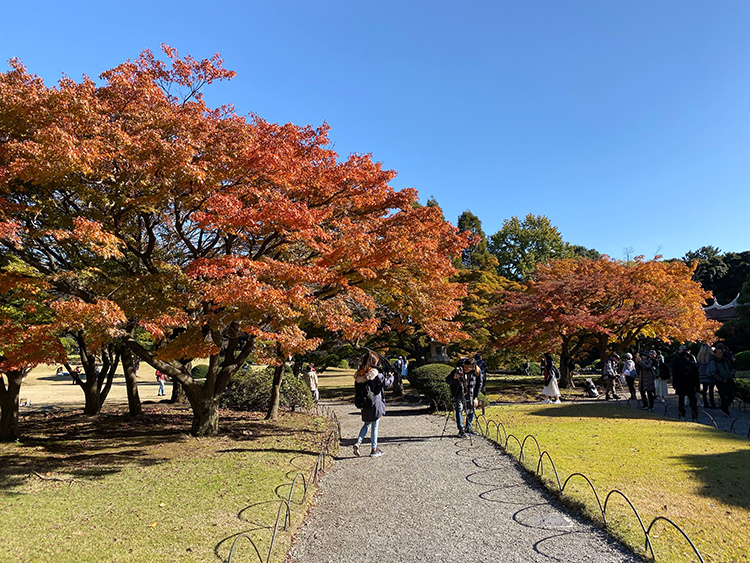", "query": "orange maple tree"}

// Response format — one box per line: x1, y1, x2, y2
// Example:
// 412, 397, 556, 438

0, 272, 65, 440
0, 46, 467, 435
492, 256, 719, 386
